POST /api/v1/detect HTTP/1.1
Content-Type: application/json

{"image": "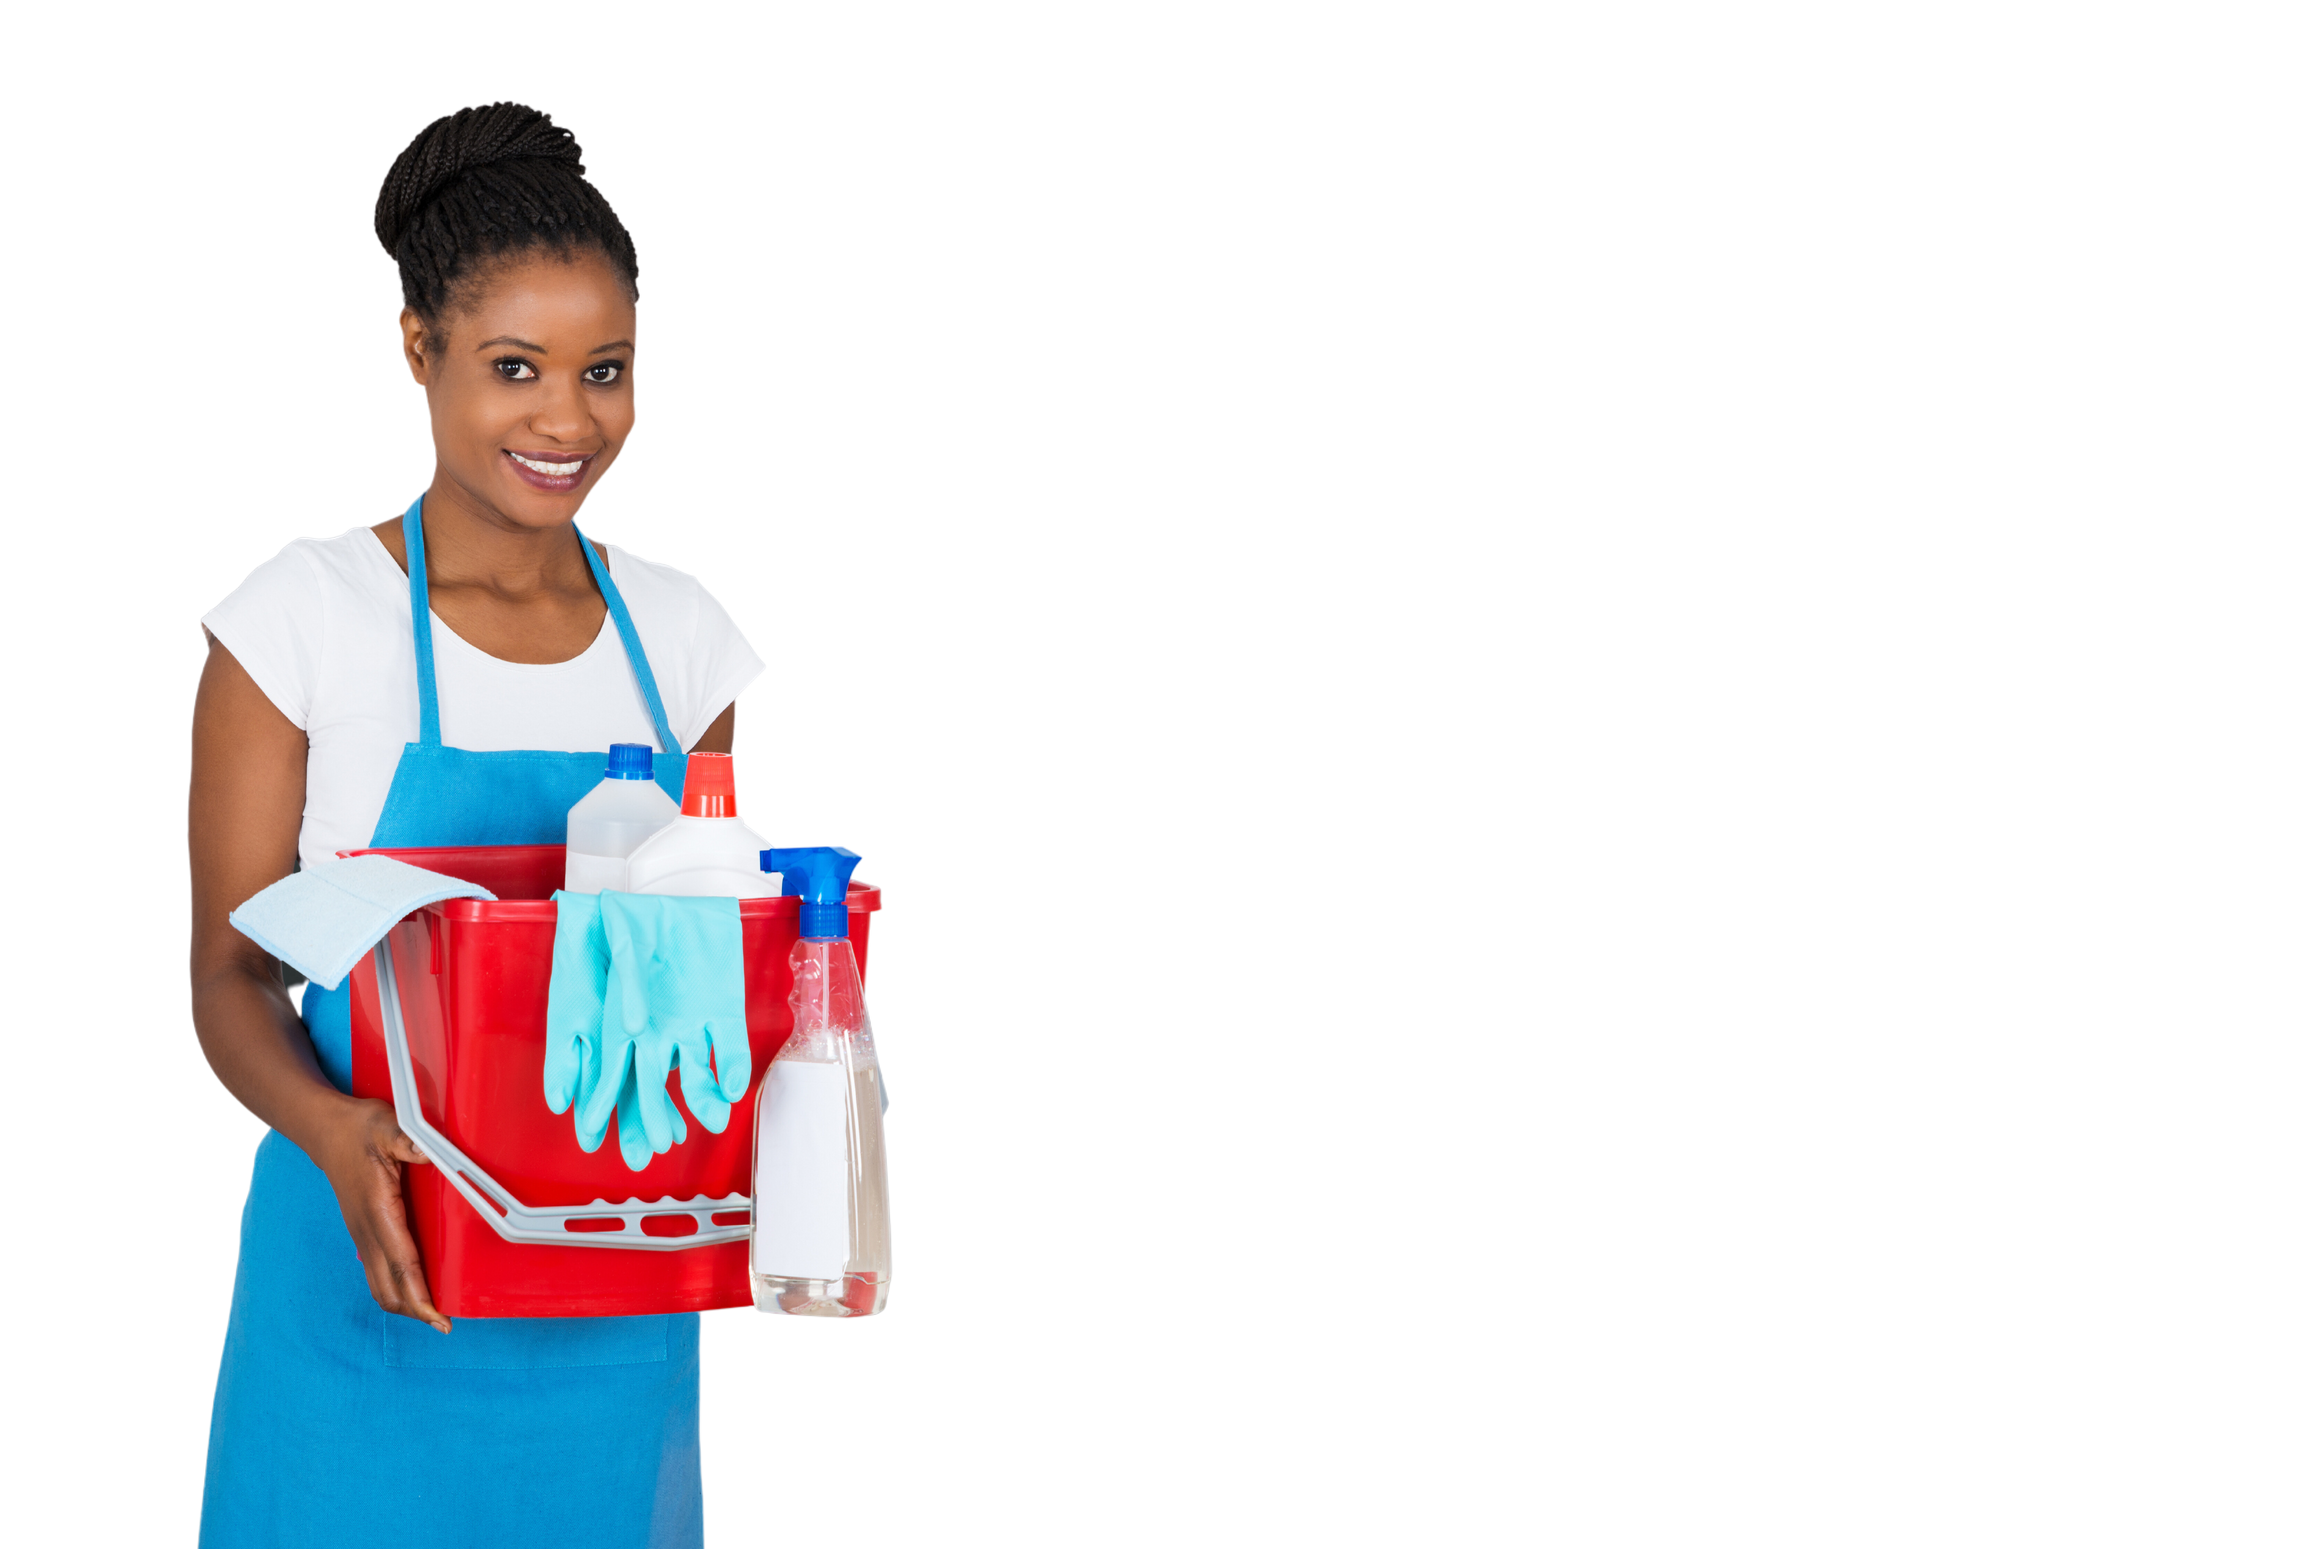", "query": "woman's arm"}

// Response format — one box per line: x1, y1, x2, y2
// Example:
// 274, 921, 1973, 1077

189, 634, 450, 1332
693, 701, 735, 754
